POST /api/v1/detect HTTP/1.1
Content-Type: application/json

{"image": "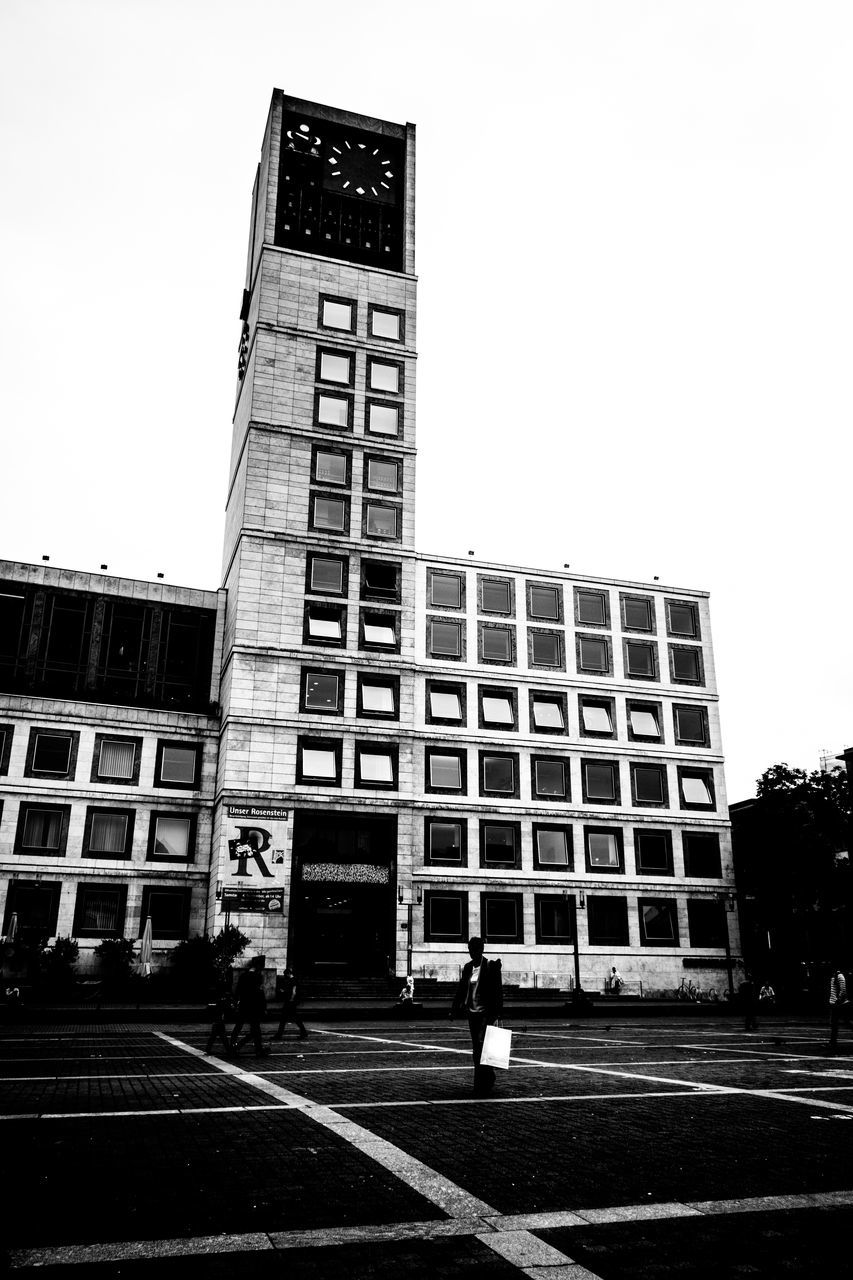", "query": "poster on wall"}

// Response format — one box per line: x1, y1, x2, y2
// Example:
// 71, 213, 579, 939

225, 805, 289, 883
221, 886, 284, 914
